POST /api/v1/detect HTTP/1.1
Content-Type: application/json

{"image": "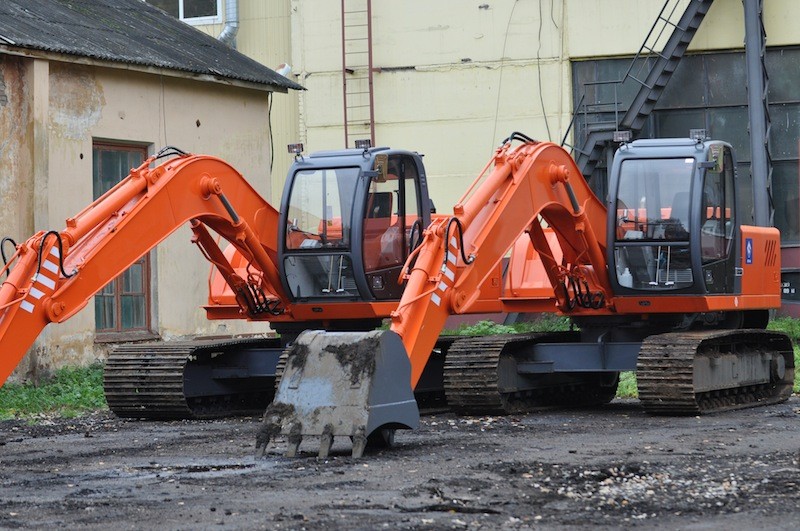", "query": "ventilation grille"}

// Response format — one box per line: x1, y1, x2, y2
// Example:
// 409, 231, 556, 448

764, 238, 778, 267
